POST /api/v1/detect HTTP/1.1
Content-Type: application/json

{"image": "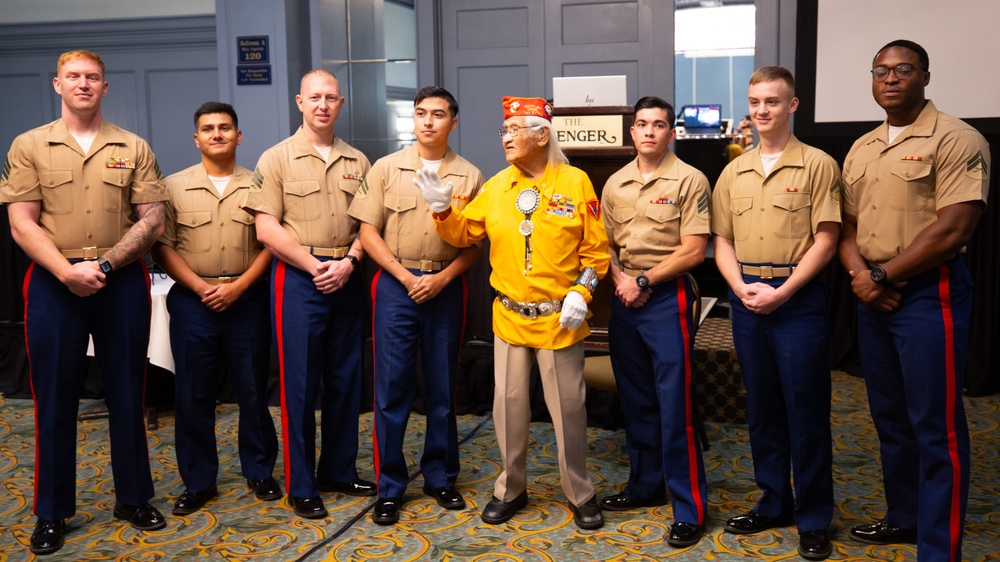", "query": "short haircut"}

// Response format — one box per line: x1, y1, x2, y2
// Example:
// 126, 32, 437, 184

57, 50, 105, 76
633, 96, 675, 128
194, 101, 239, 129
875, 39, 929, 70
415, 86, 459, 117
749, 65, 795, 95
300, 69, 339, 92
